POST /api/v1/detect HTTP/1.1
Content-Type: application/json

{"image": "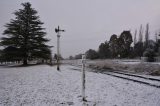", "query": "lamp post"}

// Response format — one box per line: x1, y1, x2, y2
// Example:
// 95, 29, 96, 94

55, 26, 65, 71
